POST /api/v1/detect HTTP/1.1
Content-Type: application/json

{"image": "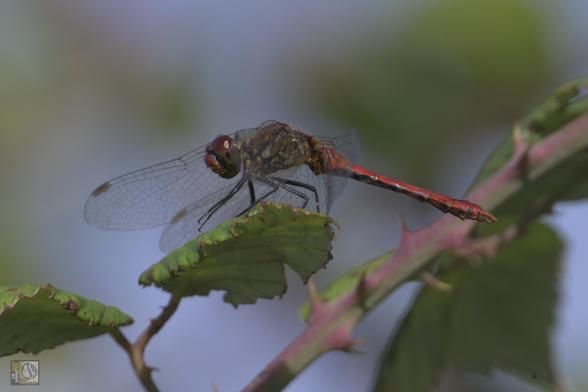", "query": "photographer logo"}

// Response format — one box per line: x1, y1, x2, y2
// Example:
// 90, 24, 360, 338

10, 360, 39, 385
